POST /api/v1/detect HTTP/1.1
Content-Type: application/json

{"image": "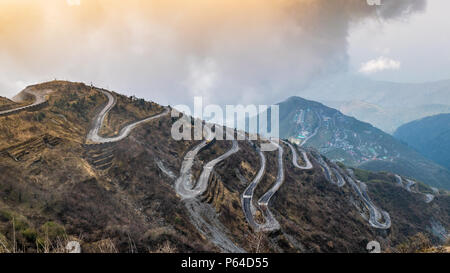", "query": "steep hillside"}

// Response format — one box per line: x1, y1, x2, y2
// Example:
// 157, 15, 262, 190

0, 96, 27, 112
0, 97, 14, 108
276, 96, 450, 190
394, 114, 450, 171
0, 81, 449, 253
